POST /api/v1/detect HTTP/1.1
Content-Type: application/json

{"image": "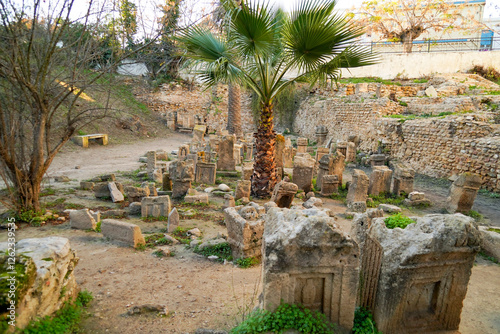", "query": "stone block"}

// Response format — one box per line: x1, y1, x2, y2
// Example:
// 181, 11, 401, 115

292, 155, 315, 193
320, 174, 339, 197
125, 186, 150, 203
347, 169, 369, 212
235, 180, 251, 200
283, 146, 294, 168
368, 166, 393, 196
141, 196, 172, 218
223, 194, 235, 209
370, 154, 386, 167
225, 204, 265, 259
346, 142, 356, 163
217, 135, 236, 171
262, 207, 359, 332
332, 150, 346, 185
404, 191, 432, 206
270, 177, 298, 208
242, 166, 253, 181
479, 226, 500, 261
128, 202, 142, 215
275, 135, 285, 168
80, 181, 94, 190
447, 173, 482, 213
184, 193, 209, 204
169, 160, 194, 198
146, 151, 156, 179
101, 219, 145, 248
195, 162, 217, 184
108, 182, 124, 202
70, 209, 96, 230
359, 214, 481, 334
296, 137, 308, 153
378, 204, 402, 213
167, 208, 179, 233
162, 173, 172, 191
141, 182, 158, 197
392, 163, 415, 196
